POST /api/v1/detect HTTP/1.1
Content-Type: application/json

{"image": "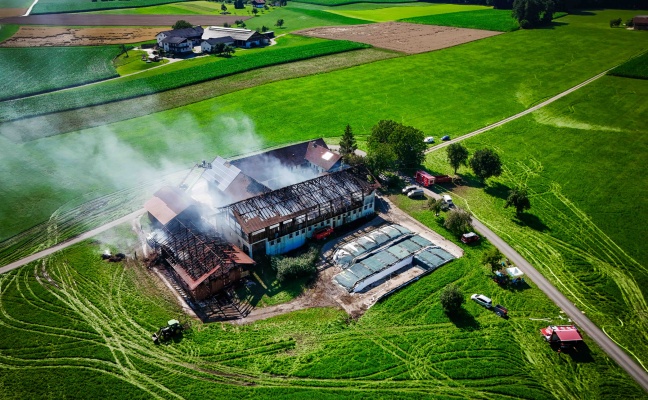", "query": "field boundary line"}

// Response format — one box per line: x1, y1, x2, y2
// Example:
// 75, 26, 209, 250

425, 69, 609, 154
